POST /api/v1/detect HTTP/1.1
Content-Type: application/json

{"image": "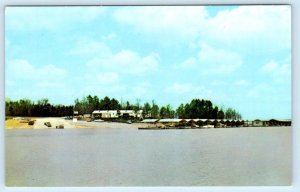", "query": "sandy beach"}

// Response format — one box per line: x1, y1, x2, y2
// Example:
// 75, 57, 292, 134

5, 117, 153, 129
